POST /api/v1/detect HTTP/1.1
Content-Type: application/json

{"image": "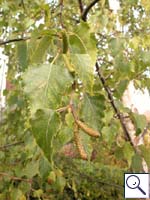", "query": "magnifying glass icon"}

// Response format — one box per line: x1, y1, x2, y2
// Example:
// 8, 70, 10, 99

126, 175, 146, 195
